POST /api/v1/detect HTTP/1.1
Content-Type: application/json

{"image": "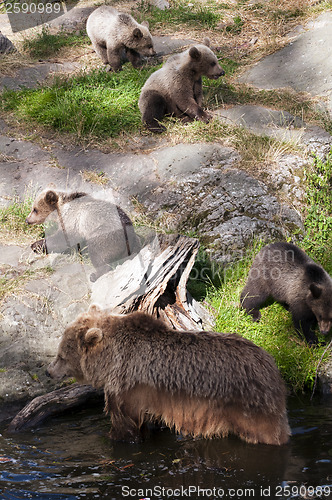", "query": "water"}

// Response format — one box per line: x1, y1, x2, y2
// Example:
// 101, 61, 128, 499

0, 396, 331, 500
